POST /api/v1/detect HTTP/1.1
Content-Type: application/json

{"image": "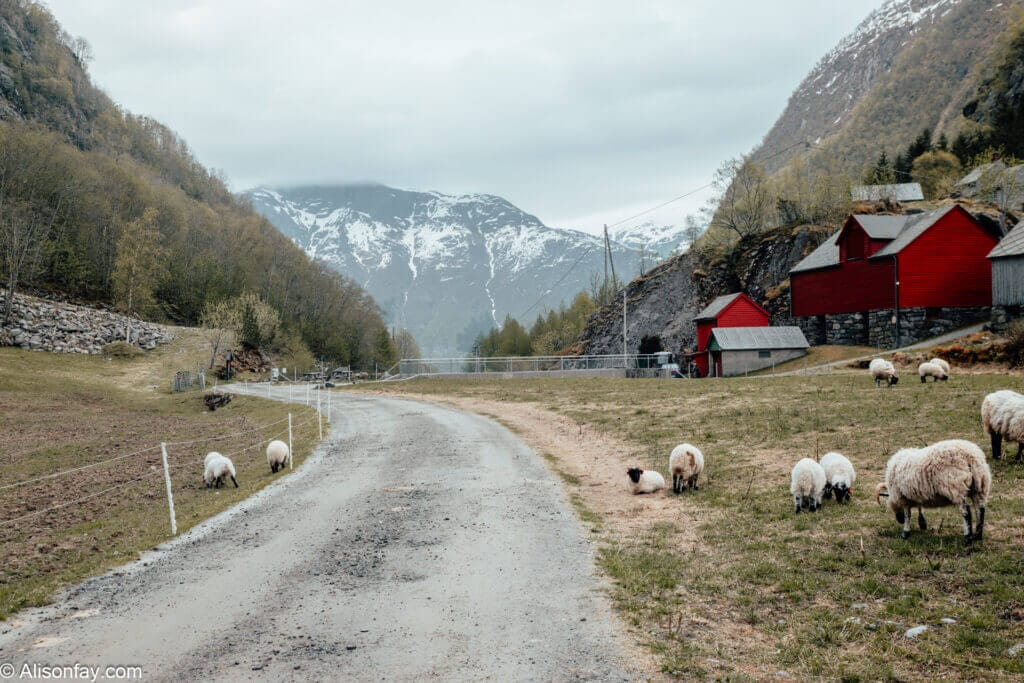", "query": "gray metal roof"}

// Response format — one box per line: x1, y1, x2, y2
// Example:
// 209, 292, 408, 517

790, 234, 841, 273
852, 214, 910, 239
694, 293, 743, 321
957, 160, 1007, 188
871, 205, 957, 258
851, 183, 924, 202
709, 326, 809, 351
989, 220, 1024, 259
